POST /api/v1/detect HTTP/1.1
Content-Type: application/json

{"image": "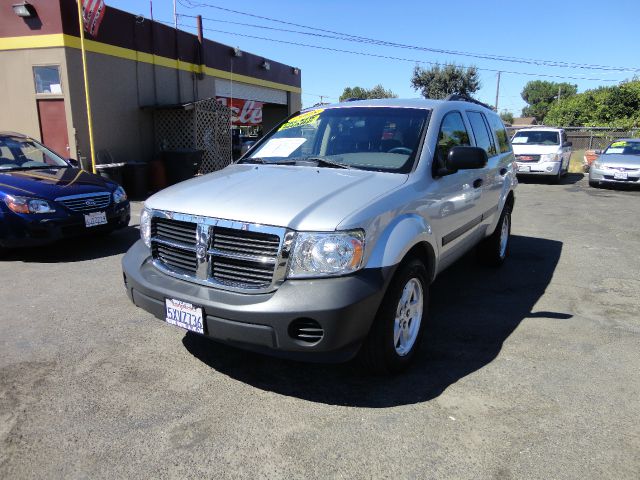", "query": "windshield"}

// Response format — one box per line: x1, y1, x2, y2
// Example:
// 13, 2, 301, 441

0, 136, 69, 171
603, 140, 640, 156
242, 107, 430, 173
511, 131, 560, 145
